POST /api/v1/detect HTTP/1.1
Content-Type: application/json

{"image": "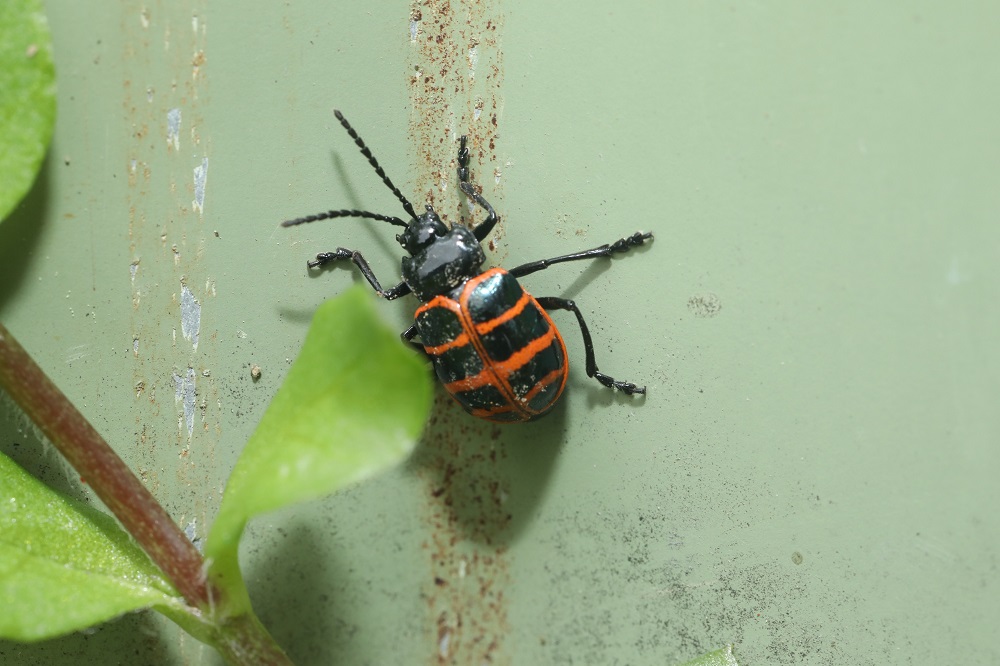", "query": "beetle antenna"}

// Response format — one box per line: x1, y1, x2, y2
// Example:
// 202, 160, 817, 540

281, 209, 408, 228
334, 110, 418, 221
